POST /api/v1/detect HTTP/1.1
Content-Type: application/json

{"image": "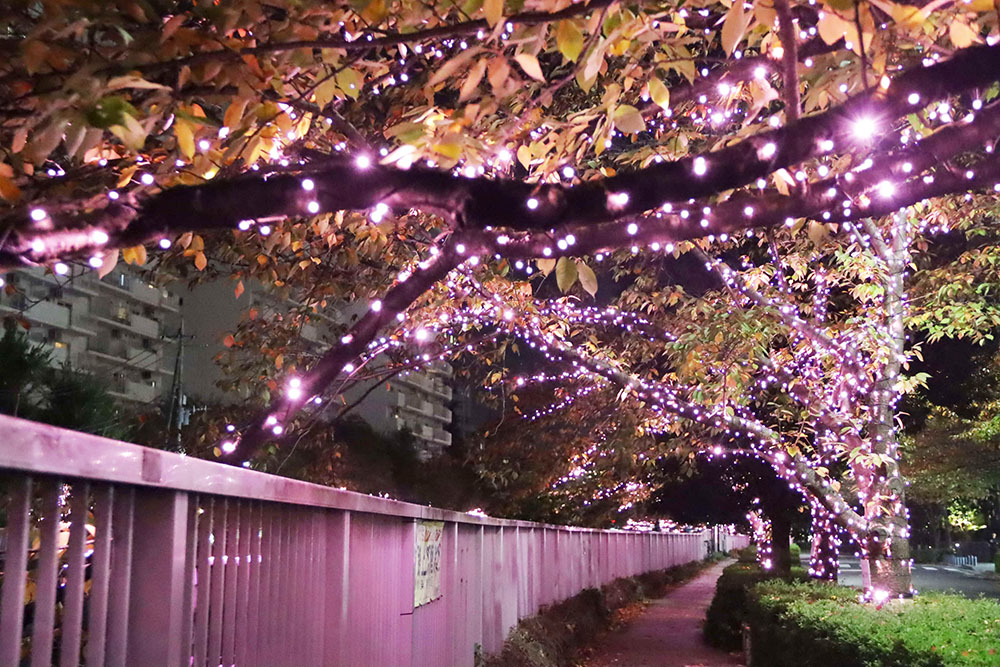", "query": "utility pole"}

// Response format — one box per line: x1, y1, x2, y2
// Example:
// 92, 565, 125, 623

165, 317, 187, 450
